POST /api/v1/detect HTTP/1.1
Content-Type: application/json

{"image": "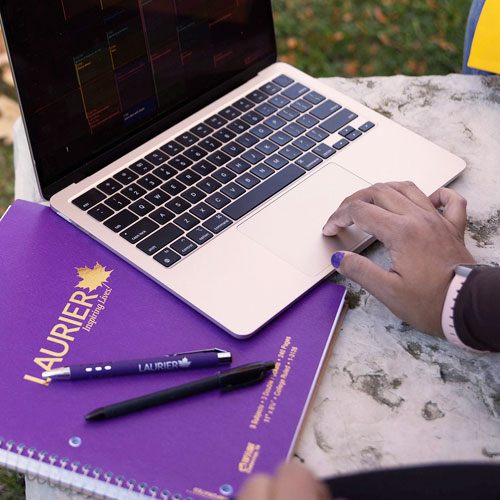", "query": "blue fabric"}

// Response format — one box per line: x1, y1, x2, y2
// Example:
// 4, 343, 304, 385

463, 0, 495, 75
